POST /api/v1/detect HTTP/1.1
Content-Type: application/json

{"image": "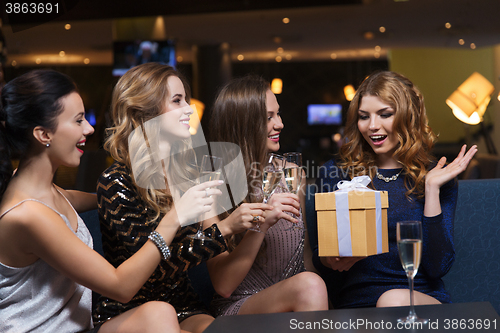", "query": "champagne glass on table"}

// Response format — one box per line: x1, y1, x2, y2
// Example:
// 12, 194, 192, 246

248, 153, 284, 233
283, 152, 304, 231
397, 221, 428, 324
188, 155, 223, 243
